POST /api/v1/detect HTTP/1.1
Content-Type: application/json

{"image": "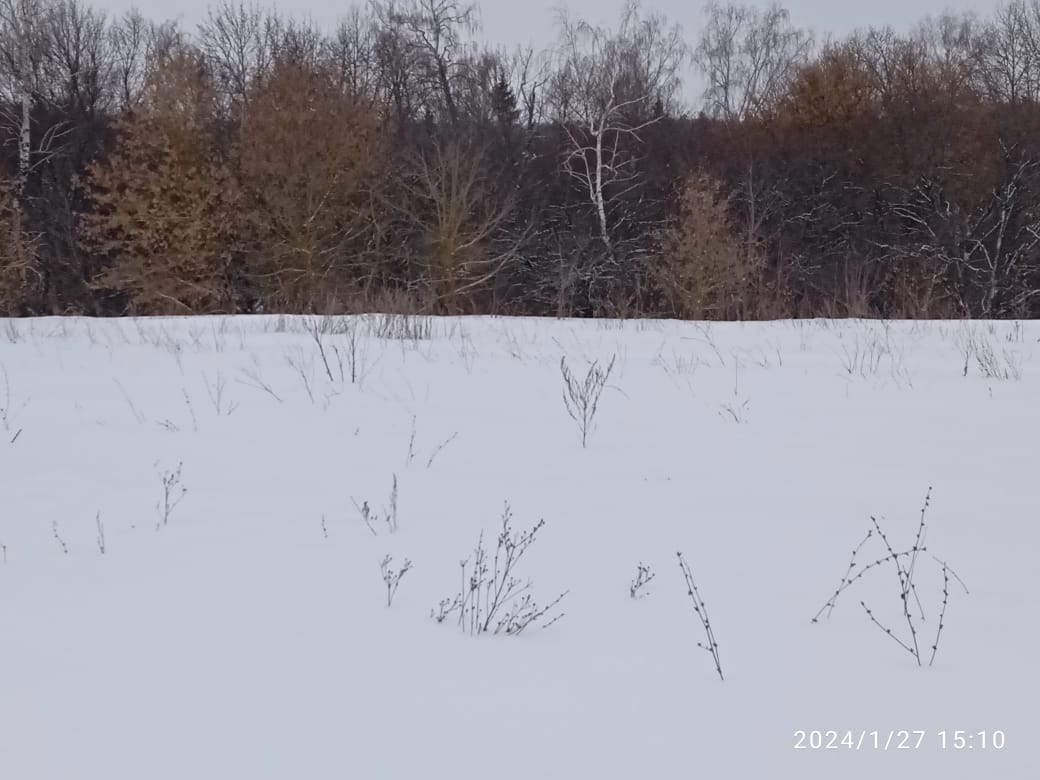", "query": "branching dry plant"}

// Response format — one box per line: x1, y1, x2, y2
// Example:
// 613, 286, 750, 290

370, 313, 433, 342
286, 347, 318, 405
960, 327, 1023, 380
560, 353, 616, 448
238, 357, 283, 402
352, 474, 400, 535
156, 462, 187, 528
321, 316, 370, 387
432, 502, 567, 635
203, 371, 238, 416
380, 554, 413, 607
403, 415, 460, 469
677, 551, 724, 681
812, 488, 967, 667
629, 562, 655, 599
